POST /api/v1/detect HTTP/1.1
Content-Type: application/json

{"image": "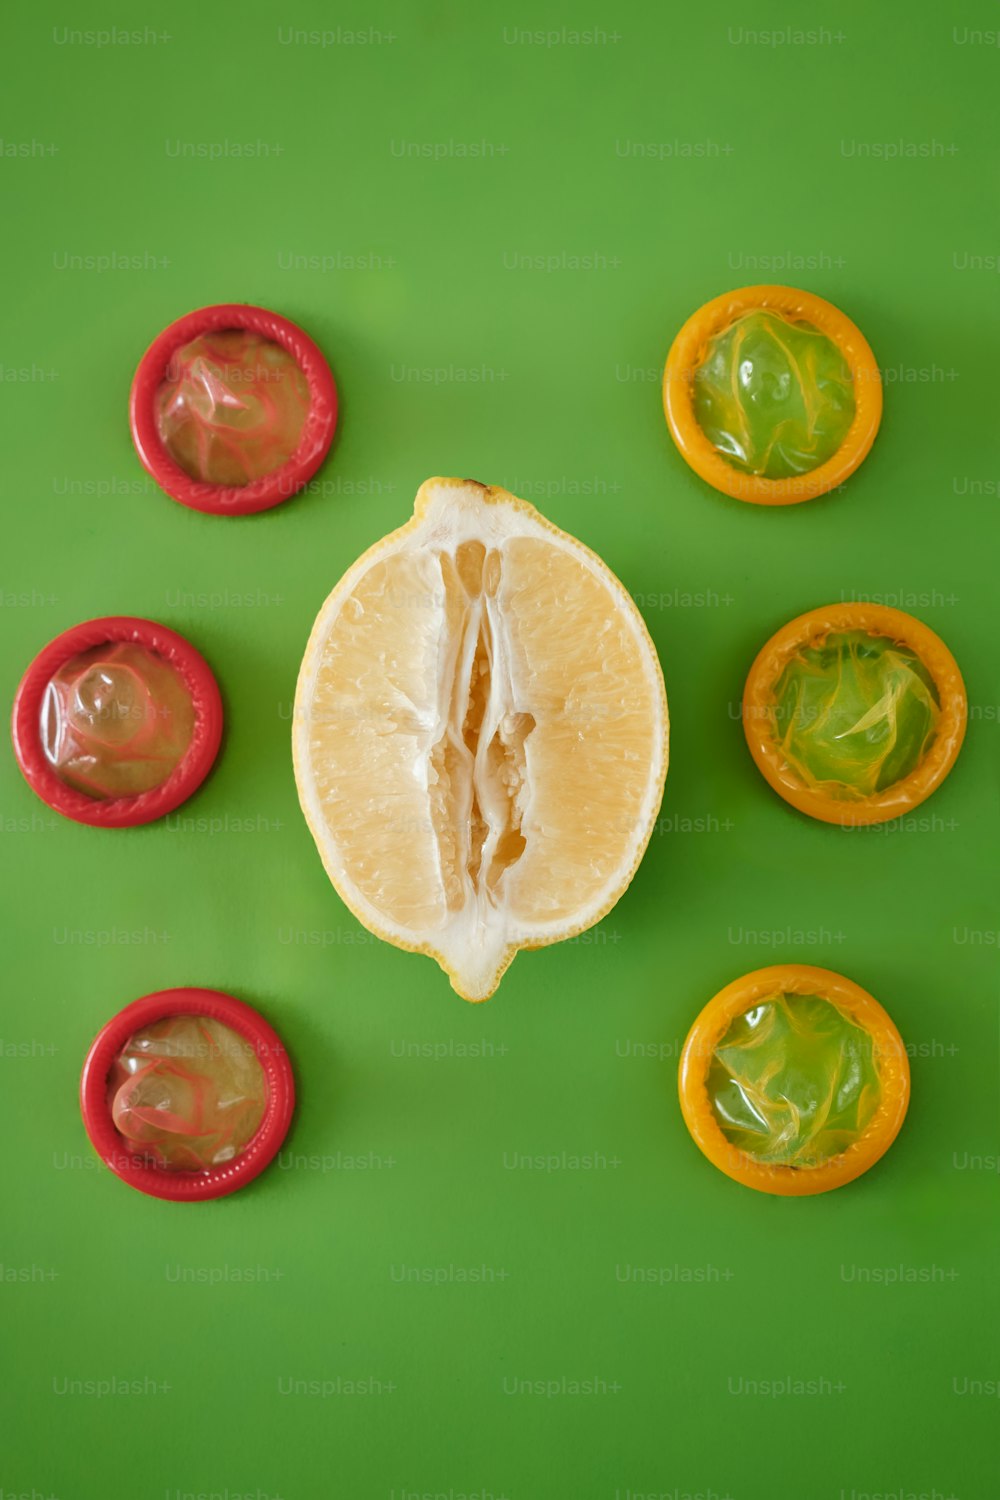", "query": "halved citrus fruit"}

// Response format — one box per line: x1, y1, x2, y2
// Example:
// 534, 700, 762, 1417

293, 477, 668, 1001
